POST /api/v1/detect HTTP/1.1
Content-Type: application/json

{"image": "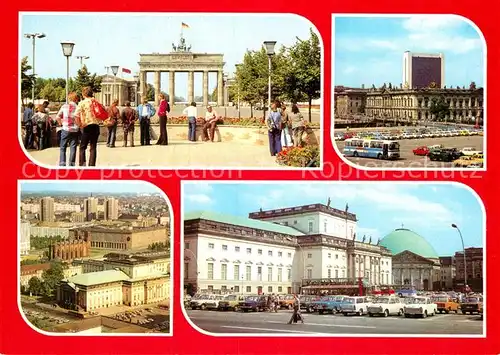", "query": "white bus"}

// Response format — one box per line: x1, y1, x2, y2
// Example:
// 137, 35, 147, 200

343, 138, 400, 160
